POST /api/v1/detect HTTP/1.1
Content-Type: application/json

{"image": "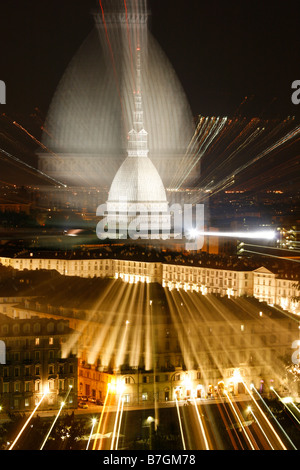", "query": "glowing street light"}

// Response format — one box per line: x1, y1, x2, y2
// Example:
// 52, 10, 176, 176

147, 416, 154, 451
